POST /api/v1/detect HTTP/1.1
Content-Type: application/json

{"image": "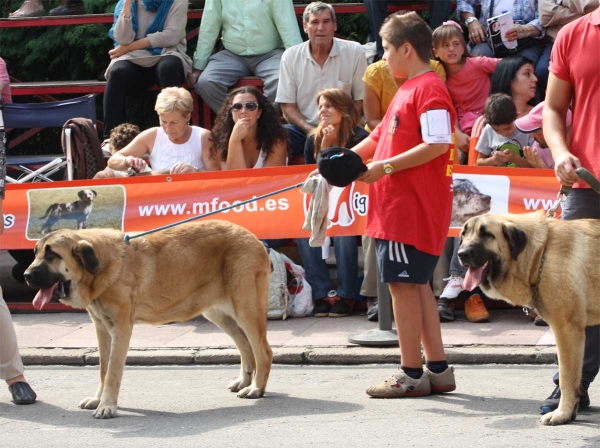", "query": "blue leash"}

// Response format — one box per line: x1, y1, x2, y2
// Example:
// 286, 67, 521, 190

123, 182, 304, 244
